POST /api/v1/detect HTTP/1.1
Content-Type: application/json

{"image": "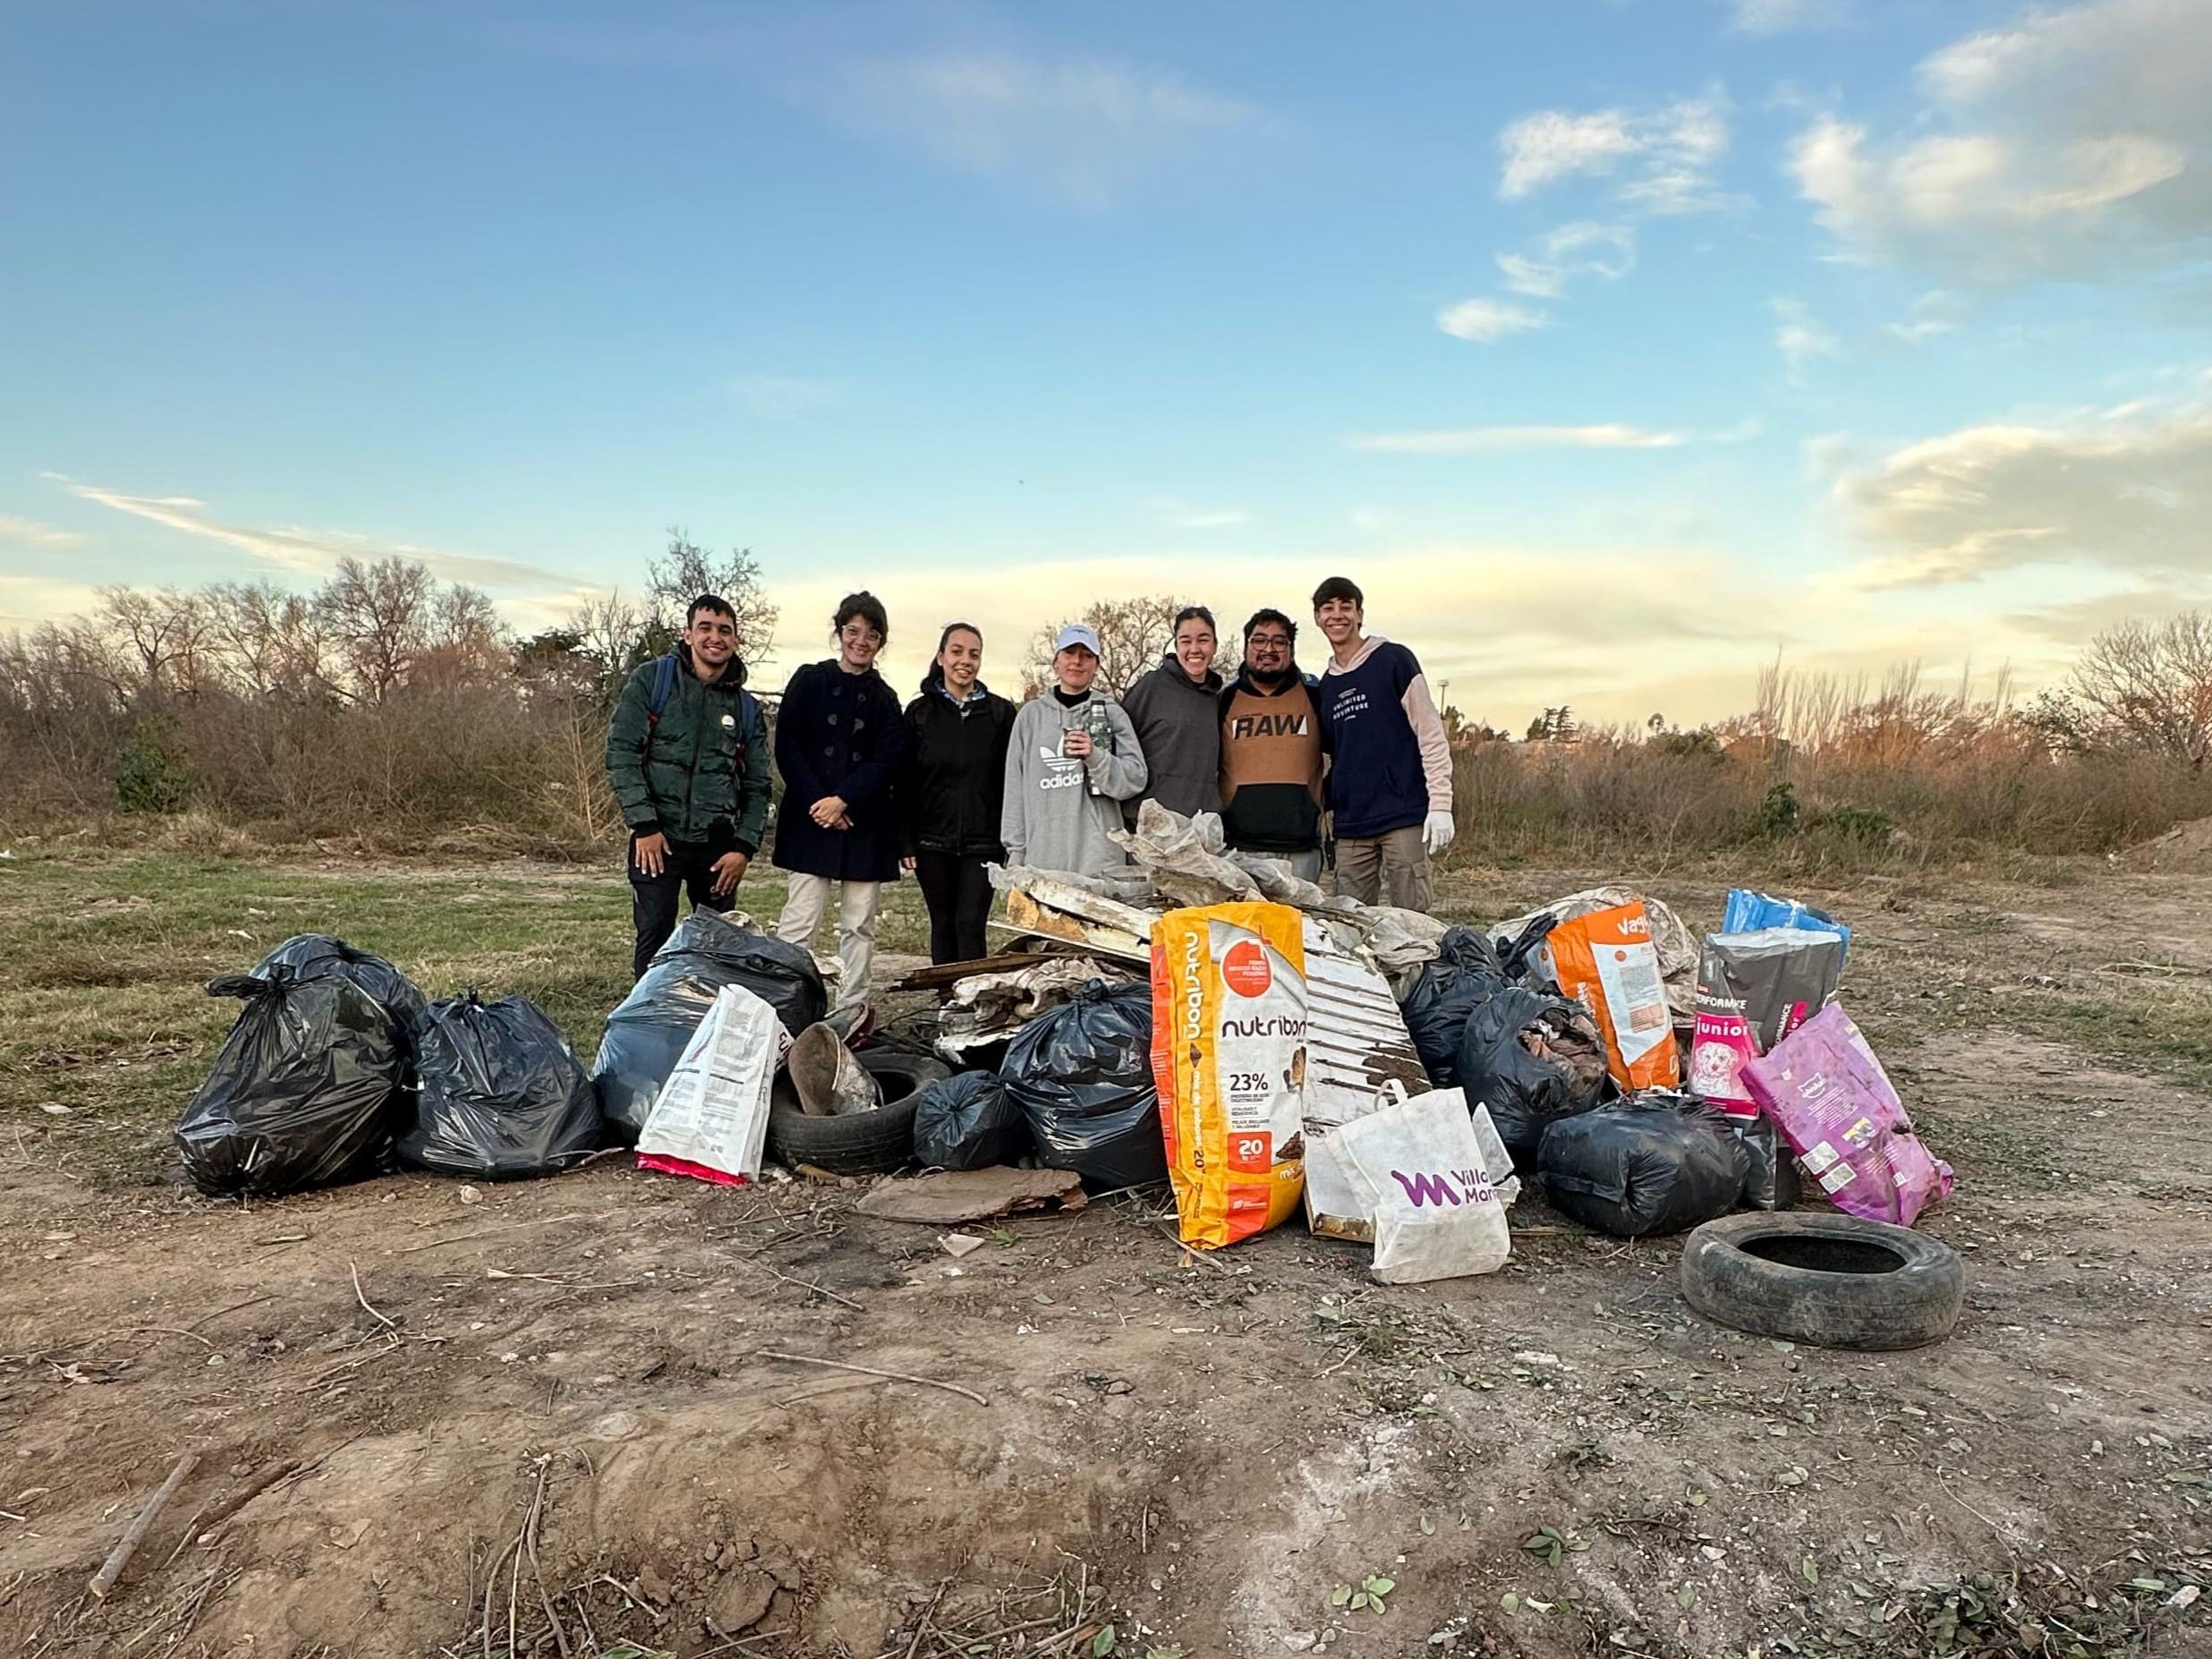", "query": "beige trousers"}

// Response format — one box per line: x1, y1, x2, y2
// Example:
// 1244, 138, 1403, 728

776, 874, 883, 1015
1333, 825, 1433, 913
